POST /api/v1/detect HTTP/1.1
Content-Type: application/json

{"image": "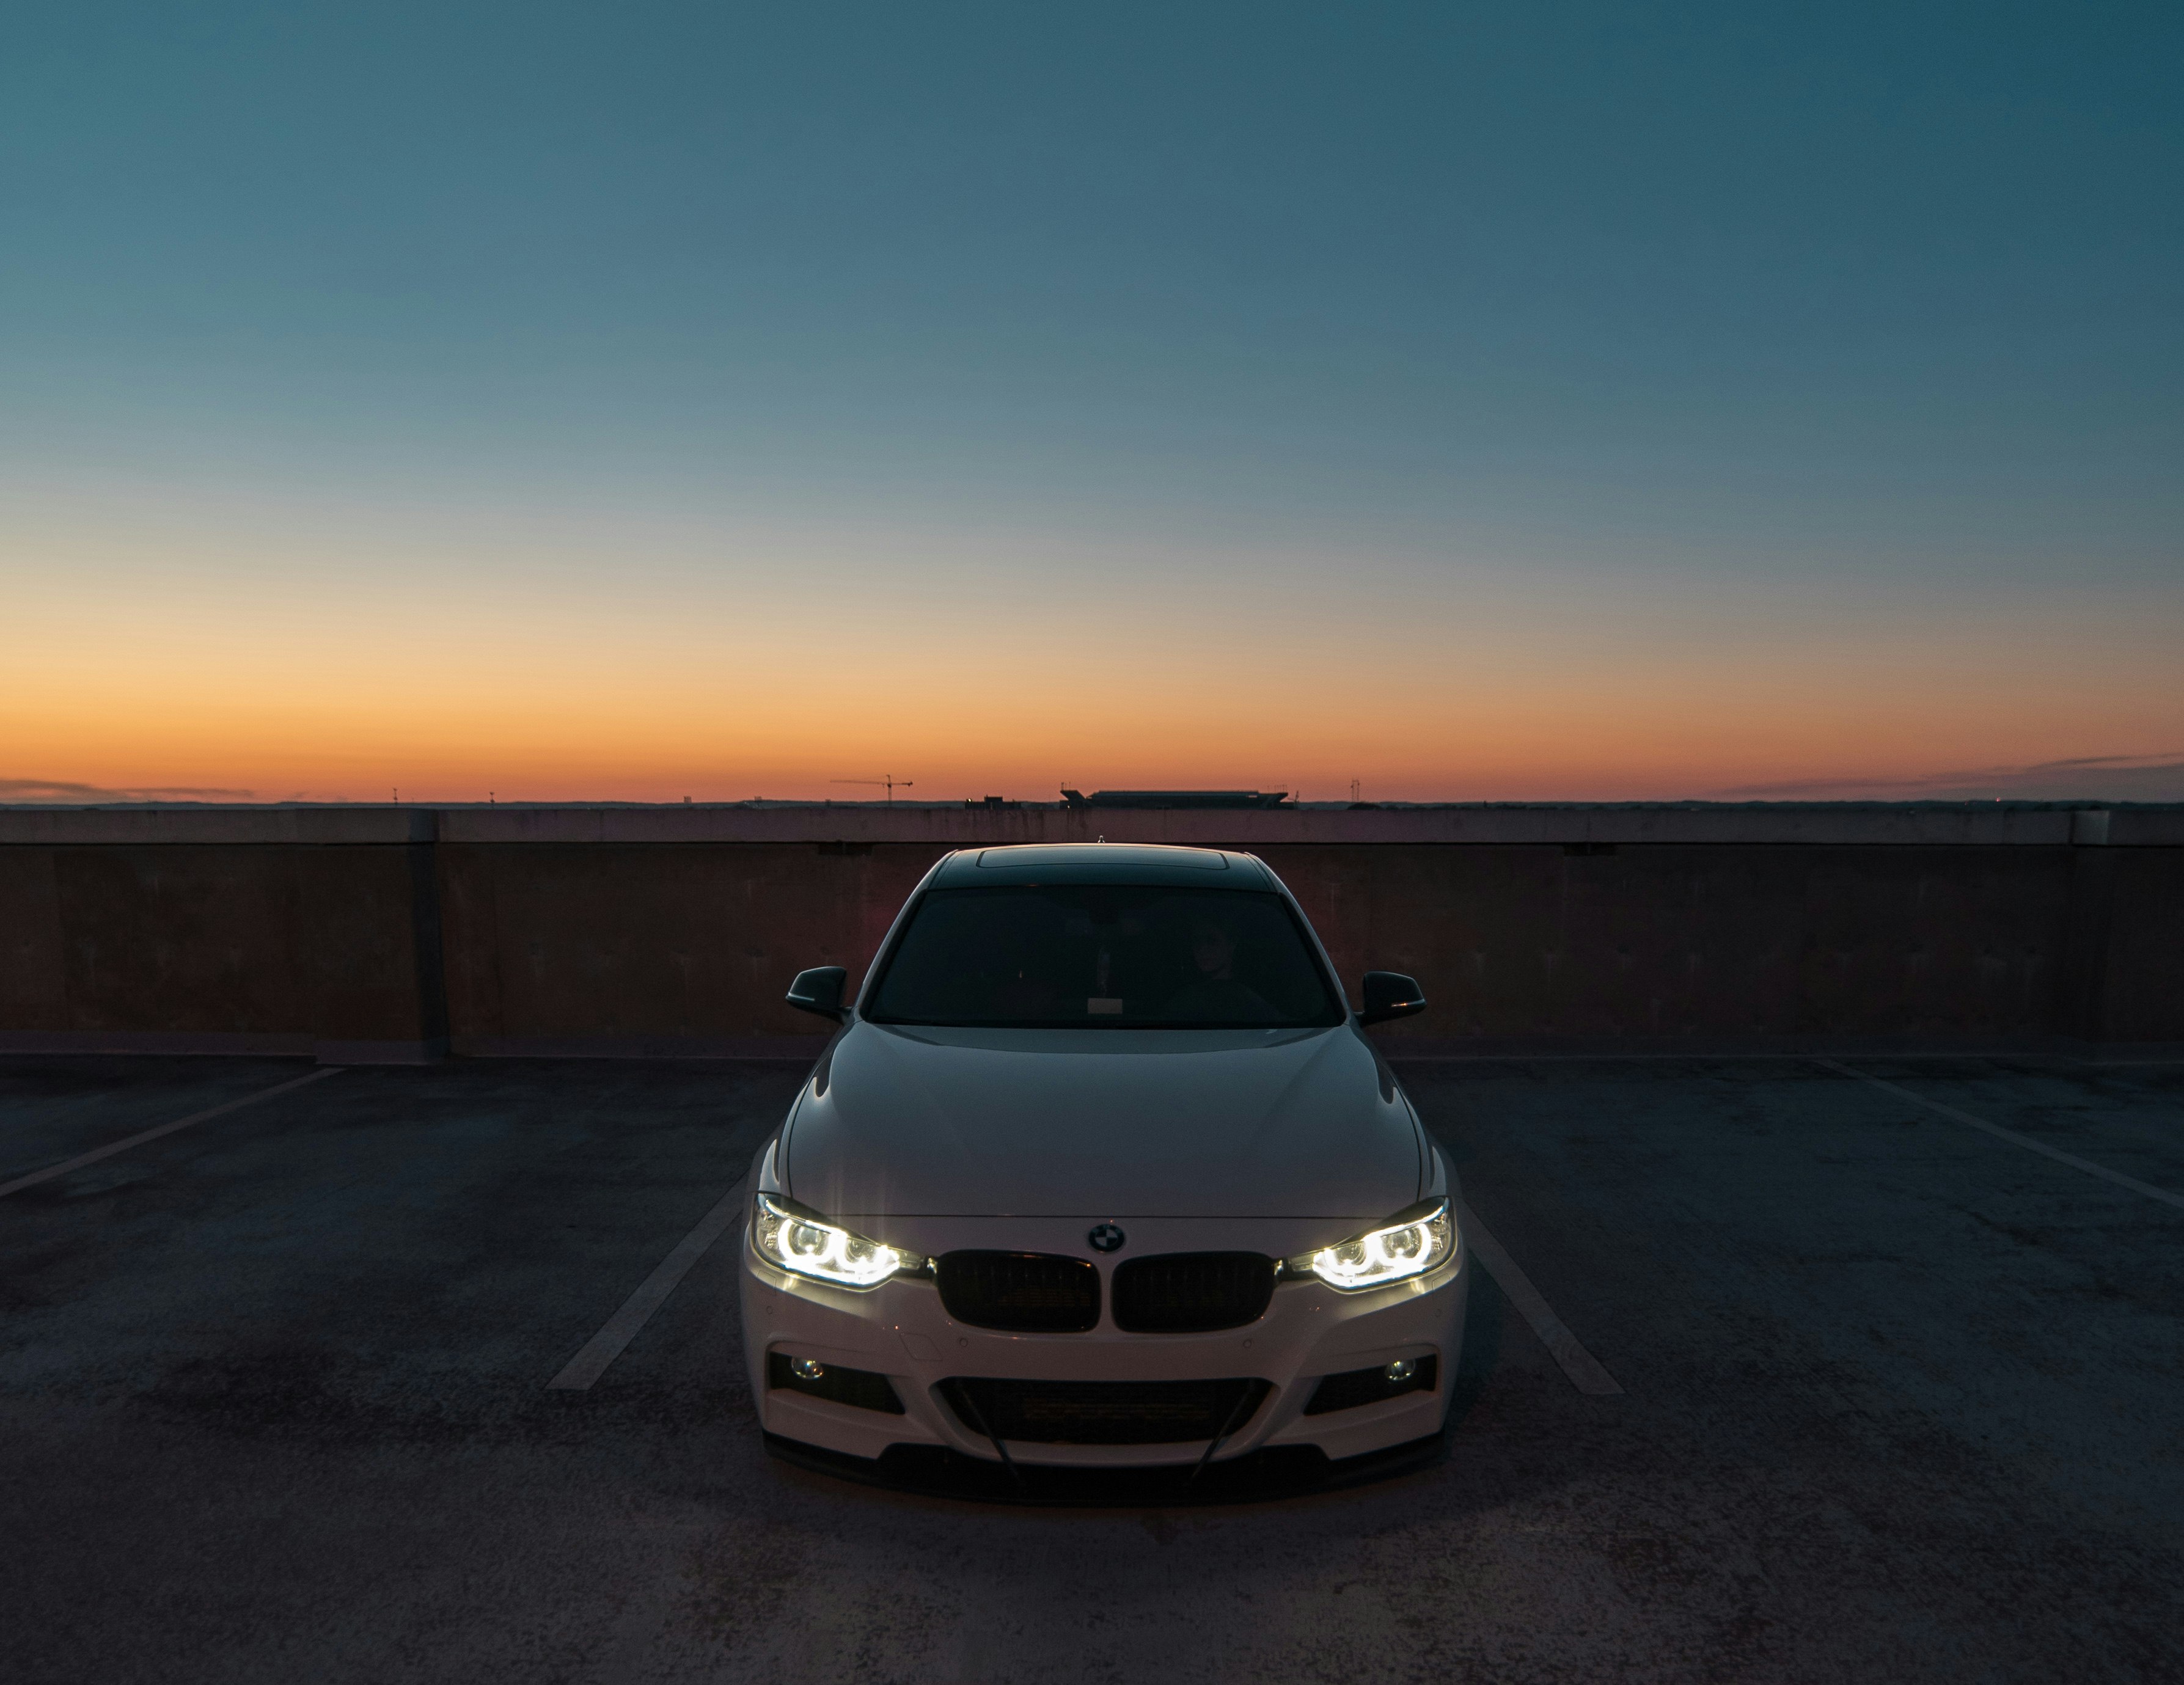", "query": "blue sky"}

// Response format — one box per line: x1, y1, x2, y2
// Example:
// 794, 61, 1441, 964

5, 2, 2180, 800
